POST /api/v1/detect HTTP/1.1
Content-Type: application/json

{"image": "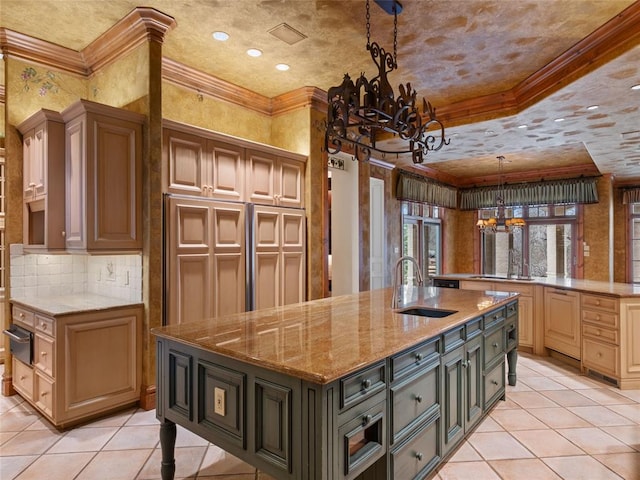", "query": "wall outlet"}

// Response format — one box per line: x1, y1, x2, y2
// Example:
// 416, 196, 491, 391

214, 387, 226, 416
